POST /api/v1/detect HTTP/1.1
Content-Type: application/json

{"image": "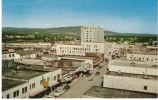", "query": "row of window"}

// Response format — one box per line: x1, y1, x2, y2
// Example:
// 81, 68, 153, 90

2, 54, 14, 58
5, 83, 35, 99
82, 28, 97, 29
60, 47, 91, 51
130, 57, 157, 61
